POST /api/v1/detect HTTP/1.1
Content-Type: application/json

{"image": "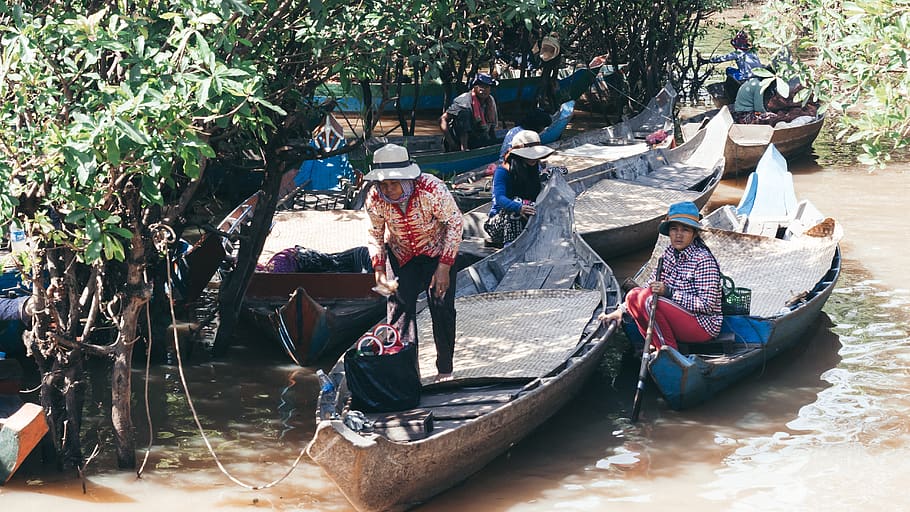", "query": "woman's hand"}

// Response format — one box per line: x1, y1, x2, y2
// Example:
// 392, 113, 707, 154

519, 203, 536, 217
373, 269, 399, 296
650, 281, 673, 298
651, 281, 667, 296
430, 263, 451, 299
